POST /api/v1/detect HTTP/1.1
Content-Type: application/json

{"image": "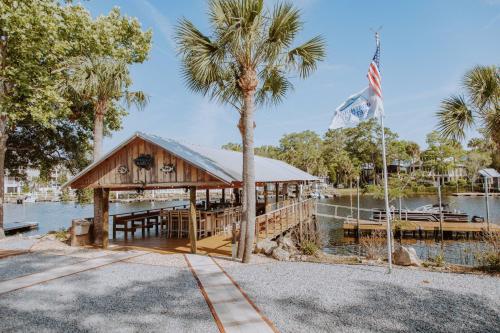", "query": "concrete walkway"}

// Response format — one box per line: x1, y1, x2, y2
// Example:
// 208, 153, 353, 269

0, 251, 145, 295
185, 254, 277, 333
